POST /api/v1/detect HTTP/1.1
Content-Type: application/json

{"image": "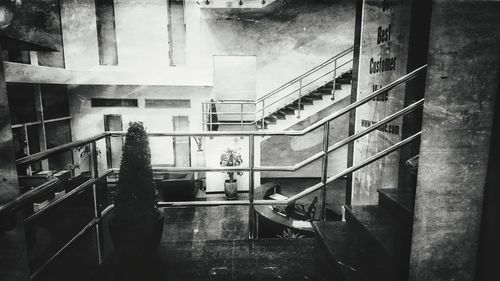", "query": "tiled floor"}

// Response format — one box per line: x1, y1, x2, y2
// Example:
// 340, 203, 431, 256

34, 178, 346, 281
100, 239, 328, 281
